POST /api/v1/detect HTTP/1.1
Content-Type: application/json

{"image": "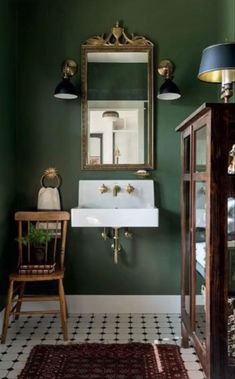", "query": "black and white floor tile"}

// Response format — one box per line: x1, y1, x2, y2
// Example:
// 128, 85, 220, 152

0, 313, 206, 379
